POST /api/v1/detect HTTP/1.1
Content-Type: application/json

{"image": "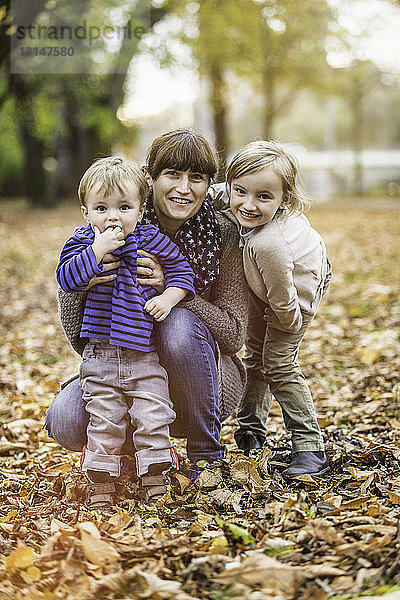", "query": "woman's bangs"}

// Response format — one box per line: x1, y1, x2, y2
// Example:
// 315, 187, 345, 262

167, 140, 215, 176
